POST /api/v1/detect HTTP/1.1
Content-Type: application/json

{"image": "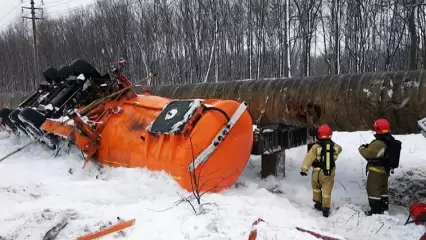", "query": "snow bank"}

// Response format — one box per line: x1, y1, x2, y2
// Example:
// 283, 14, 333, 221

0, 131, 425, 239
